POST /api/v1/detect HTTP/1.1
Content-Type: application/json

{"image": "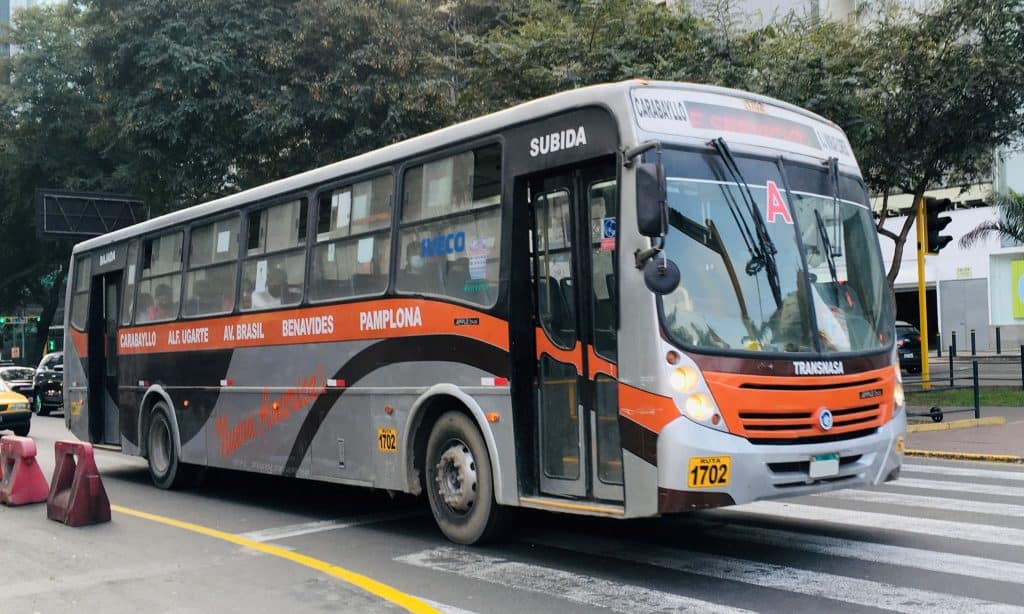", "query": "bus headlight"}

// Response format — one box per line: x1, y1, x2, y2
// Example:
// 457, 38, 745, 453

893, 381, 905, 409
670, 366, 699, 393
684, 393, 715, 422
